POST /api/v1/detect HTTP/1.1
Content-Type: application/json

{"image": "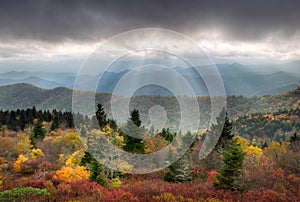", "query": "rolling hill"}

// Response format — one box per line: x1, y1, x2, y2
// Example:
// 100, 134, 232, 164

0, 83, 299, 129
